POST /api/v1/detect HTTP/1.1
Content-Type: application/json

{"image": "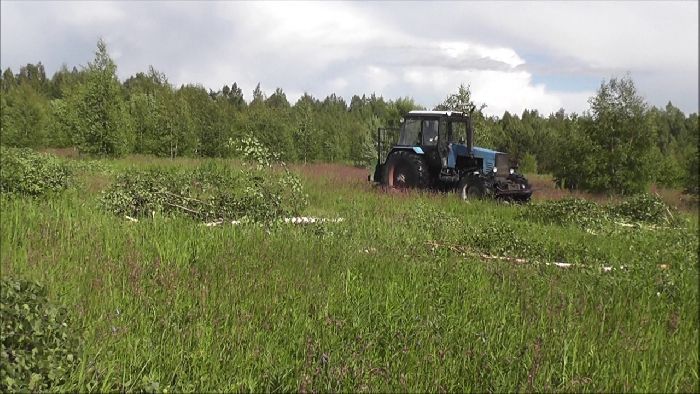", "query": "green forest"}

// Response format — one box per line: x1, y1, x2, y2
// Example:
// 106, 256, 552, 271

1, 40, 697, 195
